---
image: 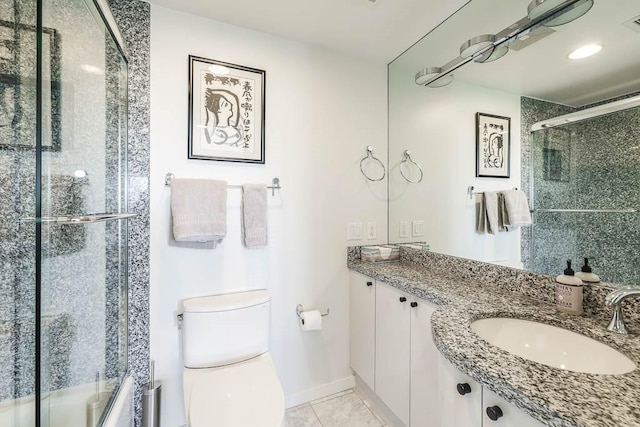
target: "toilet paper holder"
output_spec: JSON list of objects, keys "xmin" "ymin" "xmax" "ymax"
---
[{"xmin": 296, "ymin": 304, "xmax": 330, "ymax": 324}]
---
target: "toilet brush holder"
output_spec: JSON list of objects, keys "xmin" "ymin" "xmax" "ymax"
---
[{"xmin": 142, "ymin": 381, "xmax": 161, "ymax": 427}]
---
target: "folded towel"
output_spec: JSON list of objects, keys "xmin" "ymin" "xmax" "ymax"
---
[
  {"xmin": 484, "ymin": 192, "xmax": 500, "ymax": 235},
  {"xmin": 170, "ymin": 179, "xmax": 227, "ymax": 244},
  {"xmin": 476, "ymin": 194, "xmax": 486, "ymax": 233},
  {"xmin": 242, "ymin": 184, "xmax": 267, "ymax": 249},
  {"xmin": 500, "ymin": 189, "xmax": 532, "ymax": 228}
]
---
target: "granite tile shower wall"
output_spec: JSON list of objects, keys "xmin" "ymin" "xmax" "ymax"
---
[
  {"xmin": 0, "ymin": 0, "xmax": 39, "ymax": 405},
  {"xmin": 522, "ymin": 96, "xmax": 640, "ymax": 285},
  {"xmin": 0, "ymin": 0, "xmax": 133, "ymax": 425},
  {"xmin": 107, "ymin": 1, "xmax": 151, "ymax": 425}
]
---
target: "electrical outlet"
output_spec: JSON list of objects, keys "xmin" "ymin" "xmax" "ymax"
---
[
  {"xmin": 412, "ymin": 220, "xmax": 425, "ymax": 237},
  {"xmin": 367, "ymin": 222, "xmax": 376, "ymax": 240},
  {"xmin": 399, "ymin": 221, "xmax": 409, "ymax": 238},
  {"xmin": 347, "ymin": 222, "xmax": 363, "ymax": 240}
]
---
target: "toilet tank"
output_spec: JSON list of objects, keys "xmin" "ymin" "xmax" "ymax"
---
[{"xmin": 181, "ymin": 290, "xmax": 271, "ymax": 368}]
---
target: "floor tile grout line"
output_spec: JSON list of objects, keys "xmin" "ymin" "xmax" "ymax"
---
[{"xmin": 309, "ymin": 401, "xmax": 325, "ymax": 427}]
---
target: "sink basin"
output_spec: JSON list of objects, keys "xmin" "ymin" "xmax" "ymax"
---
[{"xmin": 471, "ymin": 318, "xmax": 636, "ymax": 375}]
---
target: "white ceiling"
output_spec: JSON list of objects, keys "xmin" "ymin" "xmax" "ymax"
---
[{"xmin": 146, "ymin": 0, "xmax": 470, "ymax": 62}]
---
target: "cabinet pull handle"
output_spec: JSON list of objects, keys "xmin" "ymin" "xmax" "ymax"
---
[
  {"xmin": 399, "ymin": 297, "xmax": 407, "ymax": 303},
  {"xmin": 456, "ymin": 383, "xmax": 471, "ymax": 395},
  {"xmin": 410, "ymin": 302, "xmax": 418, "ymax": 308},
  {"xmin": 486, "ymin": 405, "xmax": 504, "ymax": 421},
  {"xmin": 366, "ymin": 281, "xmax": 373, "ymax": 287}
]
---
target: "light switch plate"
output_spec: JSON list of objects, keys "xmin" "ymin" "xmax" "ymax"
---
[
  {"xmin": 399, "ymin": 221, "xmax": 409, "ymax": 238},
  {"xmin": 347, "ymin": 222, "xmax": 363, "ymax": 240},
  {"xmin": 412, "ymin": 220, "xmax": 425, "ymax": 237},
  {"xmin": 367, "ymin": 222, "xmax": 376, "ymax": 240}
]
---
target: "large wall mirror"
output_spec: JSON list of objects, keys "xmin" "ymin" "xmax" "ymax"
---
[{"xmin": 388, "ymin": 0, "xmax": 640, "ymax": 284}]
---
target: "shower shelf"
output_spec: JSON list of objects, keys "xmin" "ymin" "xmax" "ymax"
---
[
  {"xmin": 532, "ymin": 208, "xmax": 636, "ymax": 213},
  {"xmin": 20, "ymin": 212, "xmax": 137, "ymax": 224}
]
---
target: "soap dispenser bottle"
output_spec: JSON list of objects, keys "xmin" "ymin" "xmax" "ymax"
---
[
  {"xmin": 555, "ymin": 259, "xmax": 583, "ymax": 315},
  {"xmin": 575, "ymin": 257, "xmax": 601, "ymax": 283}
]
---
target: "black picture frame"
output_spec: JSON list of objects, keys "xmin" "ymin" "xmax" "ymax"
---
[
  {"xmin": 475, "ymin": 112, "xmax": 510, "ymax": 178},
  {"xmin": 188, "ymin": 55, "xmax": 266, "ymax": 163},
  {"xmin": 0, "ymin": 20, "xmax": 61, "ymax": 151}
]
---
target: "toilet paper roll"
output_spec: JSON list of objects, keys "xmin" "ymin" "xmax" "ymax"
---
[{"xmin": 299, "ymin": 310, "xmax": 322, "ymax": 331}]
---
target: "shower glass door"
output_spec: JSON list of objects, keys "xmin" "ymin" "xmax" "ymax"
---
[
  {"xmin": 530, "ymin": 105, "xmax": 640, "ymax": 284},
  {"xmin": 40, "ymin": 0, "xmax": 129, "ymax": 425},
  {"xmin": 0, "ymin": 0, "xmax": 129, "ymax": 425}
]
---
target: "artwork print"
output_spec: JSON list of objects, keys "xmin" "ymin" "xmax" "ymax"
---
[
  {"xmin": 188, "ymin": 56, "xmax": 265, "ymax": 163},
  {"xmin": 476, "ymin": 112, "xmax": 510, "ymax": 178}
]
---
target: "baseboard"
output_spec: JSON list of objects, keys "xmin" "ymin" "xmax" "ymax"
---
[
  {"xmin": 285, "ymin": 375, "xmax": 355, "ymax": 408},
  {"xmin": 354, "ymin": 374, "xmax": 405, "ymax": 427}
]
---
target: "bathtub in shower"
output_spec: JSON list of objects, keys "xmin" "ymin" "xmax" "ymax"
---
[{"xmin": 0, "ymin": 376, "xmax": 133, "ymax": 427}]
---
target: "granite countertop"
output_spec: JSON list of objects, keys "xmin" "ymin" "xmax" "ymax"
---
[{"xmin": 348, "ymin": 259, "xmax": 640, "ymax": 427}]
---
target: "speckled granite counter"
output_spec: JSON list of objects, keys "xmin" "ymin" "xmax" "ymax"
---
[{"xmin": 348, "ymin": 249, "xmax": 640, "ymax": 427}]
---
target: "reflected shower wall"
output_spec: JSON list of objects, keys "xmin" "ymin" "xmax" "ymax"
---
[
  {"xmin": 528, "ymin": 97, "xmax": 640, "ymax": 284},
  {"xmin": 0, "ymin": 0, "xmax": 129, "ymax": 425}
]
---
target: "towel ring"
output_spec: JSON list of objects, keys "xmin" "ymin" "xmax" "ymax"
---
[
  {"xmin": 399, "ymin": 150, "xmax": 424, "ymax": 183},
  {"xmin": 360, "ymin": 145, "xmax": 386, "ymax": 181}
]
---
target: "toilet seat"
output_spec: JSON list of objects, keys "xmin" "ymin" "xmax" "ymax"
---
[{"xmin": 185, "ymin": 353, "xmax": 284, "ymax": 427}]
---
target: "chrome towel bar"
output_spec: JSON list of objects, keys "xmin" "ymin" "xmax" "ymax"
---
[{"xmin": 165, "ymin": 173, "xmax": 282, "ymax": 197}]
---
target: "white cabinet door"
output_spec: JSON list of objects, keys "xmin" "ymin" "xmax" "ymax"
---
[
  {"xmin": 435, "ymin": 356, "xmax": 483, "ymax": 427},
  {"xmin": 483, "ymin": 389, "xmax": 546, "ymax": 427},
  {"xmin": 349, "ymin": 271, "xmax": 376, "ymax": 390},
  {"xmin": 375, "ymin": 281, "xmax": 411, "ymax": 427},
  {"xmin": 409, "ymin": 298, "xmax": 439, "ymax": 427}
]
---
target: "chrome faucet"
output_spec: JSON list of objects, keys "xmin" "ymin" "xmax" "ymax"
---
[{"xmin": 605, "ymin": 288, "xmax": 640, "ymax": 334}]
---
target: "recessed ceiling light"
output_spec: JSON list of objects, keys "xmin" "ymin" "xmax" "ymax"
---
[
  {"xmin": 568, "ymin": 44, "xmax": 602, "ymax": 59},
  {"xmin": 208, "ymin": 65, "xmax": 230, "ymax": 75}
]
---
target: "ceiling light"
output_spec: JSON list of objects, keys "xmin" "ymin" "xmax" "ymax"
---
[
  {"xmin": 460, "ymin": 35, "xmax": 496, "ymax": 58},
  {"xmin": 415, "ymin": 67, "xmax": 443, "ymax": 85},
  {"xmin": 474, "ymin": 45, "xmax": 509, "ymax": 63},
  {"xmin": 428, "ymin": 74, "xmax": 454, "ymax": 88},
  {"xmin": 208, "ymin": 65, "xmax": 230, "ymax": 75},
  {"xmin": 568, "ymin": 44, "xmax": 601, "ymax": 59},
  {"xmin": 527, "ymin": 0, "xmax": 593, "ymax": 27}
]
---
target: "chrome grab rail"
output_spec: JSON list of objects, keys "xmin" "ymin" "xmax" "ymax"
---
[
  {"xmin": 20, "ymin": 212, "xmax": 137, "ymax": 224},
  {"xmin": 533, "ymin": 208, "xmax": 636, "ymax": 213}
]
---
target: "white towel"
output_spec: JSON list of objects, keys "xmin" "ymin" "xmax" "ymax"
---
[
  {"xmin": 170, "ymin": 179, "xmax": 227, "ymax": 244},
  {"xmin": 500, "ymin": 190, "xmax": 532, "ymax": 228},
  {"xmin": 242, "ymin": 184, "xmax": 267, "ymax": 249}
]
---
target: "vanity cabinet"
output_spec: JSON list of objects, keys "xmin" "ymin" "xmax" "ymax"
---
[
  {"xmin": 350, "ymin": 273, "xmax": 543, "ymax": 427},
  {"xmin": 375, "ymin": 281, "xmax": 411, "ymax": 426},
  {"xmin": 349, "ymin": 271, "xmax": 376, "ymax": 390},
  {"xmin": 482, "ymin": 389, "xmax": 545, "ymax": 427}
]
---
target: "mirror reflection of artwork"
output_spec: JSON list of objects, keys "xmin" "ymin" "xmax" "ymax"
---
[
  {"xmin": 188, "ymin": 56, "xmax": 265, "ymax": 163},
  {"xmin": 475, "ymin": 112, "xmax": 511, "ymax": 178}
]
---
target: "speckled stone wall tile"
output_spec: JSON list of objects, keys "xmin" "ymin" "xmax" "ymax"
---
[
  {"xmin": 107, "ymin": 1, "xmax": 151, "ymax": 426},
  {"xmin": 521, "ymin": 95, "xmax": 640, "ymax": 285}
]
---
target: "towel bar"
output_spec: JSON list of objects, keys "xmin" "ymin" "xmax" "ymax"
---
[
  {"xmin": 468, "ymin": 185, "xmax": 518, "ymax": 200},
  {"xmin": 165, "ymin": 173, "xmax": 282, "ymax": 196}
]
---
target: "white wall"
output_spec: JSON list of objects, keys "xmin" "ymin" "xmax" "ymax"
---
[
  {"xmin": 388, "ymin": 65, "xmax": 522, "ymax": 263},
  {"xmin": 150, "ymin": 6, "xmax": 387, "ymax": 426}
]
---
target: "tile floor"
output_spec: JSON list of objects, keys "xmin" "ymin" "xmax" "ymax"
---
[{"xmin": 286, "ymin": 389, "xmax": 387, "ymax": 427}]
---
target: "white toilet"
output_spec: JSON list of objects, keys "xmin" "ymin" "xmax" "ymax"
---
[{"xmin": 181, "ymin": 290, "xmax": 285, "ymax": 426}]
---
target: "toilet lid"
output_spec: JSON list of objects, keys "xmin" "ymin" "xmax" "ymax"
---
[{"xmin": 189, "ymin": 354, "xmax": 284, "ymax": 427}]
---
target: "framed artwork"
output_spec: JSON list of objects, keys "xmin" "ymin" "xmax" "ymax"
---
[
  {"xmin": 0, "ymin": 21, "xmax": 61, "ymax": 151},
  {"xmin": 476, "ymin": 112, "xmax": 510, "ymax": 178},
  {"xmin": 188, "ymin": 55, "xmax": 265, "ymax": 163}
]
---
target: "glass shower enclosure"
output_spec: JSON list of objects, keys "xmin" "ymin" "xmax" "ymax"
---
[
  {"xmin": 529, "ymin": 102, "xmax": 640, "ymax": 285},
  {"xmin": 0, "ymin": 0, "xmax": 130, "ymax": 425}
]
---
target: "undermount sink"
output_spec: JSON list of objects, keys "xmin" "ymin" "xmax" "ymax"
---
[{"xmin": 471, "ymin": 318, "xmax": 636, "ymax": 375}]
